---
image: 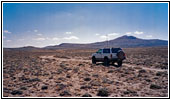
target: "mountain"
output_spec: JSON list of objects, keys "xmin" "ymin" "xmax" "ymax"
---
[
  {"xmin": 4, "ymin": 35, "xmax": 168, "ymax": 50},
  {"xmin": 93, "ymin": 35, "xmax": 168, "ymax": 48},
  {"xmin": 44, "ymin": 35, "xmax": 168, "ymax": 49},
  {"xmin": 4, "ymin": 46, "xmax": 41, "ymax": 51}
]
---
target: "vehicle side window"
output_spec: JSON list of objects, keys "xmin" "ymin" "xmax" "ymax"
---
[
  {"xmin": 112, "ymin": 48, "xmax": 121, "ymax": 53},
  {"xmin": 103, "ymin": 49, "xmax": 110, "ymax": 53},
  {"xmin": 97, "ymin": 49, "xmax": 102, "ymax": 53}
]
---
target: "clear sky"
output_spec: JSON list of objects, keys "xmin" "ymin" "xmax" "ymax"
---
[{"xmin": 3, "ymin": 3, "xmax": 168, "ymax": 48}]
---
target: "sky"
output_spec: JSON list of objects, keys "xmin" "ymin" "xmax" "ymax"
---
[{"xmin": 3, "ymin": 3, "xmax": 168, "ymax": 48}]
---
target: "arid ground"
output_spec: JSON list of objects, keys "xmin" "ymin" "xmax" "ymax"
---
[{"xmin": 3, "ymin": 46, "xmax": 168, "ymax": 97}]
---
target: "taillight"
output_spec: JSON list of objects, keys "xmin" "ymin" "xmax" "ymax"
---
[{"xmin": 110, "ymin": 54, "xmax": 112, "ymax": 58}]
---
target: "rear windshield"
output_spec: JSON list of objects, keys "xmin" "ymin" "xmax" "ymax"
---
[
  {"xmin": 103, "ymin": 49, "xmax": 110, "ymax": 53},
  {"xmin": 112, "ymin": 48, "xmax": 122, "ymax": 53}
]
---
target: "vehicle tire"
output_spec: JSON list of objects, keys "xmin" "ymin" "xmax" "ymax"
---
[
  {"xmin": 117, "ymin": 51, "xmax": 125, "ymax": 60},
  {"xmin": 104, "ymin": 57, "xmax": 109, "ymax": 66},
  {"xmin": 92, "ymin": 57, "xmax": 96, "ymax": 64},
  {"xmin": 117, "ymin": 60, "xmax": 122, "ymax": 67}
]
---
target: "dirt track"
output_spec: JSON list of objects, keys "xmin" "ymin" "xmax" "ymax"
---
[{"xmin": 40, "ymin": 55, "xmax": 167, "ymax": 72}]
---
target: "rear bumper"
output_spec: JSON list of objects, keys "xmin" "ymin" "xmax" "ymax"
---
[
  {"xmin": 94, "ymin": 57, "xmax": 126, "ymax": 62},
  {"xmin": 110, "ymin": 57, "xmax": 126, "ymax": 62}
]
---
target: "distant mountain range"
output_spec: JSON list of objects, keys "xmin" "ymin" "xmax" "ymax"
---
[
  {"xmin": 44, "ymin": 35, "xmax": 168, "ymax": 49},
  {"xmin": 4, "ymin": 35, "xmax": 168, "ymax": 50}
]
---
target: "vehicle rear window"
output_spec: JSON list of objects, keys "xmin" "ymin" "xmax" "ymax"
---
[
  {"xmin": 112, "ymin": 48, "xmax": 121, "ymax": 53},
  {"xmin": 103, "ymin": 49, "xmax": 110, "ymax": 53}
]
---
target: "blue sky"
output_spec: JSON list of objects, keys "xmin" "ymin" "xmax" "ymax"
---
[{"xmin": 3, "ymin": 3, "xmax": 168, "ymax": 47}]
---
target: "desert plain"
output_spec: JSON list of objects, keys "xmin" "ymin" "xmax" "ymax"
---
[{"xmin": 3, "ymin": 46, "xmax": 168, "ymax": 97}]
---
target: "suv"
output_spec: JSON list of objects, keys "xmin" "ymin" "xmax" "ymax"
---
[{"xmin": 92, "ymin": 48, "xmax": 126, "ymax": 66}]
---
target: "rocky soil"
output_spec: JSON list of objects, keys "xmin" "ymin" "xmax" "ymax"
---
[{"xmin": 3, "ymin": 47, "xmax": 168, "ymax": 97}]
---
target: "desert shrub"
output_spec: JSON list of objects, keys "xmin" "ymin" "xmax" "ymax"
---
[
  {"xmin": 20, "ymin": 87, "xmax": 27, "ymax": 90},
  {"xmin": 57, "ymin": 69, "xmax": 63, "ymax": 74},
  {"xmin": 56, "ymin": 83, "xmax": 66, "ymax": 91},
  {"xmin": 3, "ymin": 88, "xmax": 10, "ymax": 93},
  {"xmin": 89, "ymin": 80, "xmax": 101, "ymax": 86},
  {"xmin": 29, "ymin": 78, "xmax": 41, "ymax": 82},
  {"xmin": 123, "ymin": 89, "xmax": 137, "ymax": 96},
  {"xmin": 73, "ymin": 67, "xmax": 79, "ymax": 73},
  {"xmin": 145, "ymin": 79, "xmax": 152, "ymax": 82},
  {"xmin": 97, "ymin": 88, "xmax": 109, "ymax": 97},
  {"xmin": 58, "ymin": 77, "xmax": 65, "ymax": 81},
  {"xmin": 60, "ymin": 90, "xmax": 71, "ymax": 96},
  {"xmin": 156, "ymin": 71, "xmax": 167, "ymax": 77},
  {"xmin": 11, "ymin": 90, "xmax": 23, "ymax": 95},
  {"xmin": 102, "ymin": 78, "xmax": 113, "ymax": 84},
  {"xmin": 150, "ymin": 84, "xmax": 162, "ymax": 89},
  {"xmin": 80, "ymin": 85, "xmax": 92, "ymax": 89},
  {"xmin": 82, "ymin": 93, "xmax": 92, "ymax": 97}
]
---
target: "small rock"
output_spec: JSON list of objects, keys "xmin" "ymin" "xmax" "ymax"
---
[
  {"xmin": 78, "ymin": 63, "xmax": 84, "ymax": 66},
  {"xmin": 92, "ymin": 74, "xmax": 99, "ymax": 77},
  {"xmin": 123, "ymin": 91, "xmax": 129, "ymax": 94},
  {"xmin": 82, "ymin": 93, "xmax": 92, "ymax": 97},
  {"xmin": 58, "ymin": 77, "xmax": 65, "ymax": 81},
  {"xmin": 102, "ymin": 78, "xmax": 113, "ymax": 84},
  {"xmin": 84, "ymin": 77, "xmax": 91, "ymax": 81},
  {"xmin": 49, "ymin": 76, "xmax": 53, "ymax": 79},
  {"xmin": 41, "ymin": 85, "xmax": 48, "ymax": 90},
  {"xmin": 108, "ymin": 70, "xmax": 114, "ymax": 73},
  {"xmin": 97, "ymin": 88, "xmax": 109, "ymax": 97},
  {"xmin": 66, "ymin": 75, "xmax": 71, "ymax": 78},
  {"xmin": 60, "ymin": 63, "xmax": 66, "ymax": 67},
  {"xmin": 139, "ymin": 69, "xmax": 146, "ymax": 73}
]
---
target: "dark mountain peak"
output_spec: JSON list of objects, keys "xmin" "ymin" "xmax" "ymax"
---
[
  {"xmin": 22, "ymin": 46, "xmax": 37, "ymax": 48},
  {"xmin": 59, "ymin": 43, "xmax": 72, "ymax": 46},
  {"xmin": 116, "ymin": 35, "xmax": 137, "ymax": 40}
]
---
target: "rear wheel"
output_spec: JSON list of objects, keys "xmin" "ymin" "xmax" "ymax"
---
[
  {"xmin": 92, "ymin": 57, "xmax": 96, "ymax": 64},
  {"xmin": 117, "ymin": 60, "xmax": 122, "ymax": 67},
  {"xmin": 104, "ymin": 58, "xmax": 109, "ymax": 66}
]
